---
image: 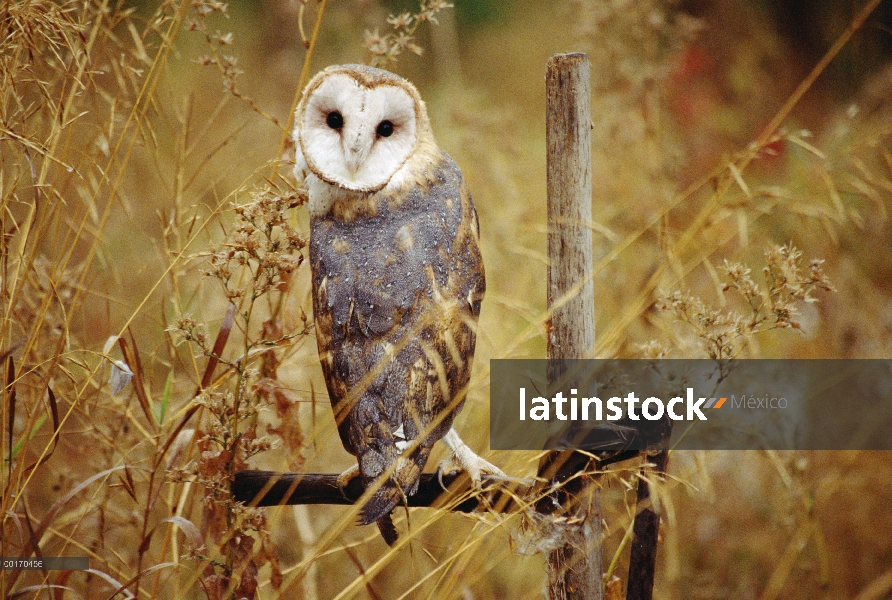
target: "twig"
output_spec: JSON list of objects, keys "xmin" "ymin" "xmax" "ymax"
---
[{"xmin": 626, "ymin": 450, "xmax": 669, "ymax": 600}]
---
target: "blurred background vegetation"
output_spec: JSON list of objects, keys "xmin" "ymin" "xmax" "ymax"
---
[{"xmin": 2, "ymin": 0, "xmax": 892, "ymax": 598}]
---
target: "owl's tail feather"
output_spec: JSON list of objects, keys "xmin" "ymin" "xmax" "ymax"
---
[
  {"xmin": 358, "ymin": 480, "xmax": 404, "ymax": 525},
  {"xmin": 359, "ymin": 480, "xmax": 405, "ymax": 546},
  {"xmin": 376, "ymin": 512, "xmax": 399, "ymax": 546},
  {"xmin": 358, "ymin": 446, "xmax": 431, "ymax": 544}
]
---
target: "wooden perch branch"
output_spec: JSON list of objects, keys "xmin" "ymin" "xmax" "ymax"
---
[{"xmin": 232, "ymin": 470, "xmax": 534, "ymax": 514}]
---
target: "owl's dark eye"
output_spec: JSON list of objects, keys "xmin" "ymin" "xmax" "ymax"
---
[
  {"xmin": 376, "ymin": 120, "xmax": 394, "ymax": 138},
  {"xmin": 326, "ymin": 111, "xmax": 343, "ymax": 130}
]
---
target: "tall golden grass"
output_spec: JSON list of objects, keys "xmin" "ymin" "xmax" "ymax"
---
[{"xmin": 2, "ymin": 0, "xmax": 892, "ymax": 598}]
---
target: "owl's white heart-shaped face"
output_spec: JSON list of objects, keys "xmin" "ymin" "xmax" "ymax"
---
[{"xmin": 296, "ymin": 69, "xmax": 420, "ymax": 193}]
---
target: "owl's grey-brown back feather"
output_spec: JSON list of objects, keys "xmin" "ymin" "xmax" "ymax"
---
[{"xmin": 310, "ymin": 150, "xmax": 484, "ymax": 530}]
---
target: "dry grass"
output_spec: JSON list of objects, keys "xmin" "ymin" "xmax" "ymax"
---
[{"xmin": 2, "ymin": 0, "xmax": 892, "ymax": 598}]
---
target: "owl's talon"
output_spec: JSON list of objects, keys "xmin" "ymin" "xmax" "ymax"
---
[
  {"xmin": 437, "ymin": 467, "xmax": 450, "ymax": 492},
  {"xmin": 439, "ymin": 427, "xmax": 505, "ymax": 488},
  {"xmin": 336, "ymin": 464, "xmax": 361, "ymax": 501}
]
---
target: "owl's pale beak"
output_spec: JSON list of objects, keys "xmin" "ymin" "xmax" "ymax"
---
[
  {"xmin": 343, "ymin": 131, "xmax": 372, "ymax": 178},
  {"xmin": 345, "ymin": 150, "xmax": 364, "ymax": 176}
]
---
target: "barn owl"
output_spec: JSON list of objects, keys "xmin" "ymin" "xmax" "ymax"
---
[{"xmin": 293, "ymin": 64, "xmax": 504, "ymax": 544}]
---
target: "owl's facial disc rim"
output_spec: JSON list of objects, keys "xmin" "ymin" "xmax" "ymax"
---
[{"xmin": 298, "ymin": 73, "xmax": 421, "ymax": 194}]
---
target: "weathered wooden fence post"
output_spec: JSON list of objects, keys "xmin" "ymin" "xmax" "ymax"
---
[{"xmin": 538, "ymin": 52, "xmax": 602, "ymax": 600}]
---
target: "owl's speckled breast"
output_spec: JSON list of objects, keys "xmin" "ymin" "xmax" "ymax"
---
[{"xmin": 310, "ymin": 151, "xmax": 479, "ymax": 347}]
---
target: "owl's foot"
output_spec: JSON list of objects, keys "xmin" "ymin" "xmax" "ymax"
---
[
  {"xmin": 438, "ymin": 427, "xmax": 505, "ymax": 489},
  {"xmin": 336, "ymin": 464, "xmax": 360, "ymax": 500}
]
